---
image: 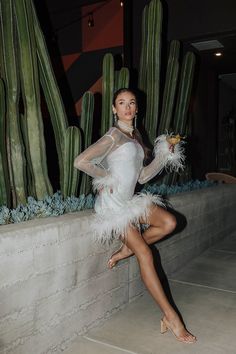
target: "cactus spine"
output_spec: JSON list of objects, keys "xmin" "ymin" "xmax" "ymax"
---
[
  {"xmin": 0, "ymin": 0, "xmax": 27, "ymax": 206},
  {"xmin": 14, "ymin": 0, "xmax": 52, "ymax": 199},
  {"xmin": 80, "ymin": 92, "xmax": 94, "ymax": 195}
]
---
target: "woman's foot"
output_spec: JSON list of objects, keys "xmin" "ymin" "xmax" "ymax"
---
[
  {"xmin": 107, "ymin": 244, "xmax": 133, "ymax": 269},
  {"xmin": 161, "ymin": 315, "xmax": 196, "ymax": 344}
]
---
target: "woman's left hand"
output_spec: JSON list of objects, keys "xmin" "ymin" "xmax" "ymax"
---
[{"xmin": 166, "ymin": 134, "xmax": 182, "ymax": 145}]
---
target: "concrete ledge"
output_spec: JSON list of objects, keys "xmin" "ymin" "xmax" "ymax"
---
[{"xmin": 0, "ymin": 184, "xmax": 235, "ymax": 353}]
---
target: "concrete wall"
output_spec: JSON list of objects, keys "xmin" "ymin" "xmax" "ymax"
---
[{"xmin": 0, "ymin": 184, "xmax": 235, "ymax": 353}]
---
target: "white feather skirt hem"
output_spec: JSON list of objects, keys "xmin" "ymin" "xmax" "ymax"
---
[{"xmin": 91, "ymin": 192, "xmax": 164, "ymax": 244}]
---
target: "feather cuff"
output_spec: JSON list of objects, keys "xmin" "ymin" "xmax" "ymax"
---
[
  {"xmin": 154, "ymin": 134, "xmax": 185, "ymax": 172},
  {"xmin": 92, "ymin": 173, "xmax": 115, "ymax": 192}
]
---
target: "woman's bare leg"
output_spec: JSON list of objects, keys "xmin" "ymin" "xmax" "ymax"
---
[
  {"xmin": 123, "ymin": 225, "xmax": 196, "ymax": 343},
  {"xmin": 108, "ymin": 204, "xmax": 175, "ymax": 267}
]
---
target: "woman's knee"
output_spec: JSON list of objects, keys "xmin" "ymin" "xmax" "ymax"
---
[
  {"xmin": 138, "ymin": 246, "xmax": 153, "ymax": 264},
  {"xmin": 163, "ymin": 214, "xmax": 176, "ymax": 235}
]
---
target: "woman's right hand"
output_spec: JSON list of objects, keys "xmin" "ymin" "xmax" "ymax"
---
[{"xmin": 99, "ymin": 187, "xmax": 113, "ymax": 194}]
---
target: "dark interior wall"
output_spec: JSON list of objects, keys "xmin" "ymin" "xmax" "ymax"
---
[
  {"xmin": 218, "ymin": 82, "xmax": 236, "ymax": 123},
  {"xmin": 165, "ymin": 0, "xmax": 236, "ymax": 39},
  {"xmin": 191, "ymin": 66, "xmax": 218, "ymax": 178},
  {"xmin": 218, "ymin": 81, "xmax": 236, "ymax": 173}
]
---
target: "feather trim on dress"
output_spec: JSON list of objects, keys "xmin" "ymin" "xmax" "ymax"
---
[
  {"xmin": 91, "ymin": 192, "xmax": 164, "ymax": 244},
  {"xmin": 154, "ymin": 134, "xmax": 185, "ymax": 172}
]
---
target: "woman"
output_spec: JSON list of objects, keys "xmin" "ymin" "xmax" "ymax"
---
[{"xmin": 74, "ymin": 88, "xmax": 196, "ymax": 343}]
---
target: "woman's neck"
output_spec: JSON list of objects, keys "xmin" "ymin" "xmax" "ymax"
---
[{"xmin": 117, "ymin": 119, "xmax": 134, "ymax": 136}]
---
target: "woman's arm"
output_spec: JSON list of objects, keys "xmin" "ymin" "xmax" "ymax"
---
[
  {"xmin": 138, "ymin": 134, "xmax": 185, "ymax": 185},
  {"xmin": 74, "ymin": 131, "xmax": 115, "ymax": 179}
]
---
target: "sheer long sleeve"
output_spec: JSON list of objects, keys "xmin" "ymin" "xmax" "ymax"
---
[
  {"xmin": 74, "ymin": 132, "xmax": 115, "ymax": 179},
  {"xmin": 138, "ymin": 134, "xmax": 185, "ymax": 184}
]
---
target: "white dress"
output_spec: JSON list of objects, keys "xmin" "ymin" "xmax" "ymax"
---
[{"xmin": 74, "ymin": 127, "xmax": 184, "ymax": 243}]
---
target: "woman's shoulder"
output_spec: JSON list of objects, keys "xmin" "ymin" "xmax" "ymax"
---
[{"xmin": 105, "ymin": 126, "xmax": 122, "ymax": 140}]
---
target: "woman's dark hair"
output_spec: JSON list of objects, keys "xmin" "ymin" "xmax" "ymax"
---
[{"xmin": 112, "ymin": 88, "xmax": 138, "ymax": 107}]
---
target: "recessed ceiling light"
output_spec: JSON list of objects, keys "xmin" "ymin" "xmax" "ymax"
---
[
  {"xmin": 215, "ymin": 52, "xmax": 222, "ymax": 57},
  {"xmin": 191, "ymin": 40, "xmax": 224, "ymax": 51}
]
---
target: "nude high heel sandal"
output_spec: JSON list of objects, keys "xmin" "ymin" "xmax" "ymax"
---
[
  {"xmin": 160, "ymin": 318, "xmax": 168, "ymax": 334},
  {"xmin": 160, "ymin": 318, "xmax": 197, "ymax": 344}
]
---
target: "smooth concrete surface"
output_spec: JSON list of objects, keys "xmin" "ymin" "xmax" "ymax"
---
[{"xmin": 65, "ymin": 231, "xmax": 236, "ymax": 354}]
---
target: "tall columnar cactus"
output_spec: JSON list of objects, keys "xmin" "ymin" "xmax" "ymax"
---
[
  {"xmin": 63, "ymin": 127, "xmax": 81, "ymax": 197},
  {"xmin": 173, "ymin": 52, "xmax": 196, "ymax": 133},
  {"xmin": 0, "ymin": 79, "xmax": 10, "ymax": 206},
  {"xmin": 80, "ymin": 92, "xmax": 94, "ymax": 195},
  {"xmin": 139, "ymin": 0, "xmax": 163, "ymax": 143},
  {"xmin": 101, "ymin": 53, "xmax": 114, "ymax": 135},
  {"xmin": 139, "ymin": 4, "xmax": 148, "ymax": 93},
  {"xmin": 114, "ymin": 67, "xmax": 130, "ymax": 93},
  {"xmin": 158, "ymin": 40, "xmax": 180, "ymax": 134},
  {"xmin": 164, "ymin": 54, "xmax": 195, "ymax": 186},
  {"xmin": 138, "ymin": 0, "xmax": 196, "ymax": 185},
  {"xmin": 14, "ymin": 0, "xmax": 53, "ymax": 199},
  {"xmin": 20, "ymin": 113, "xmax": 35, "ymax": 197},
  {"xmin": 31, "ymin": 0, "xmax": 68, "ymax": 190},
  {"xmin": 101, "ymin": 54, "xmax": 130, "ymax": 135},
  {"xmin": 0, "ymin": 0, "xmax": 27, "ymax": 206}
]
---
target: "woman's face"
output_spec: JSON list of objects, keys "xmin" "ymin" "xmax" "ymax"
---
[{"xmin": 112, "ymin": 91, "xmax": 137, "ymax": 124}]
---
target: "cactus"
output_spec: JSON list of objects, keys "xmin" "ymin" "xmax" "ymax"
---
[
  {"xmin": 101, "ymin": 53, "xmax": 114, "ymax": 135},
  {"xmin": 63, "ymin": 127, "xmax": 81, "ymax": 197},
  {"xmin": 101, "ymin": 54, "xmax": 130, "ymax": 135},
  {"xmin": 20, "ymin": 113, "xmax": 35, "ymax": 197},
  {"xmin": 80, "ymin": 92, "xmax": 94, "ymax": 195},
  {"xmin": 138, "ymin": 0, "xmax": 195, "ymax": 185},
  {"xmin": 173, "ymin": 52, "xmax": 196, "ymax": 133},
  {"xmin": 138, "ymin": 4, "xmax": 148, "ymax": 92},
  {"xmin": 115, "ymin": 67, "xmax": 130, "ymax": 92},
  {"xmin": 139, "ymin": 0, "xmax": 163, "ymax": 143},
  {"xmin": 0, "ymin": 79, "xmax": 10, "ymax": 206},
  {"xmin": 14, "ymin": 0, "xmax": 52, "ymax": 199},
  {"xmin": 31, "ymin": 0, "xmax": 68, "ymax": 191},
  {"xmin": 0, "ymin": 0, "xmax": 27, "ymax": 206},
  {"xmin": 158, "ymin": 40, "xmax": 180, "ymax": 134},
  {"xmin": 163, "ymin": 52, "xmax": 195, "ymax": 186}
]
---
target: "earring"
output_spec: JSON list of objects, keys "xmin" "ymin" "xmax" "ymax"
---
[{"xmin": 113, "ymin": 113, "xmax": 118, "ymax": 124}]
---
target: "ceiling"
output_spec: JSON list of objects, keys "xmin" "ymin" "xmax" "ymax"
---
[
  {"xmin": 164, "ymin": 0, "xmax": 236, "ymax": 88},
  {"xmin": 184, "ymin": 32, "xmax": 236, "ymax": 74}
]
